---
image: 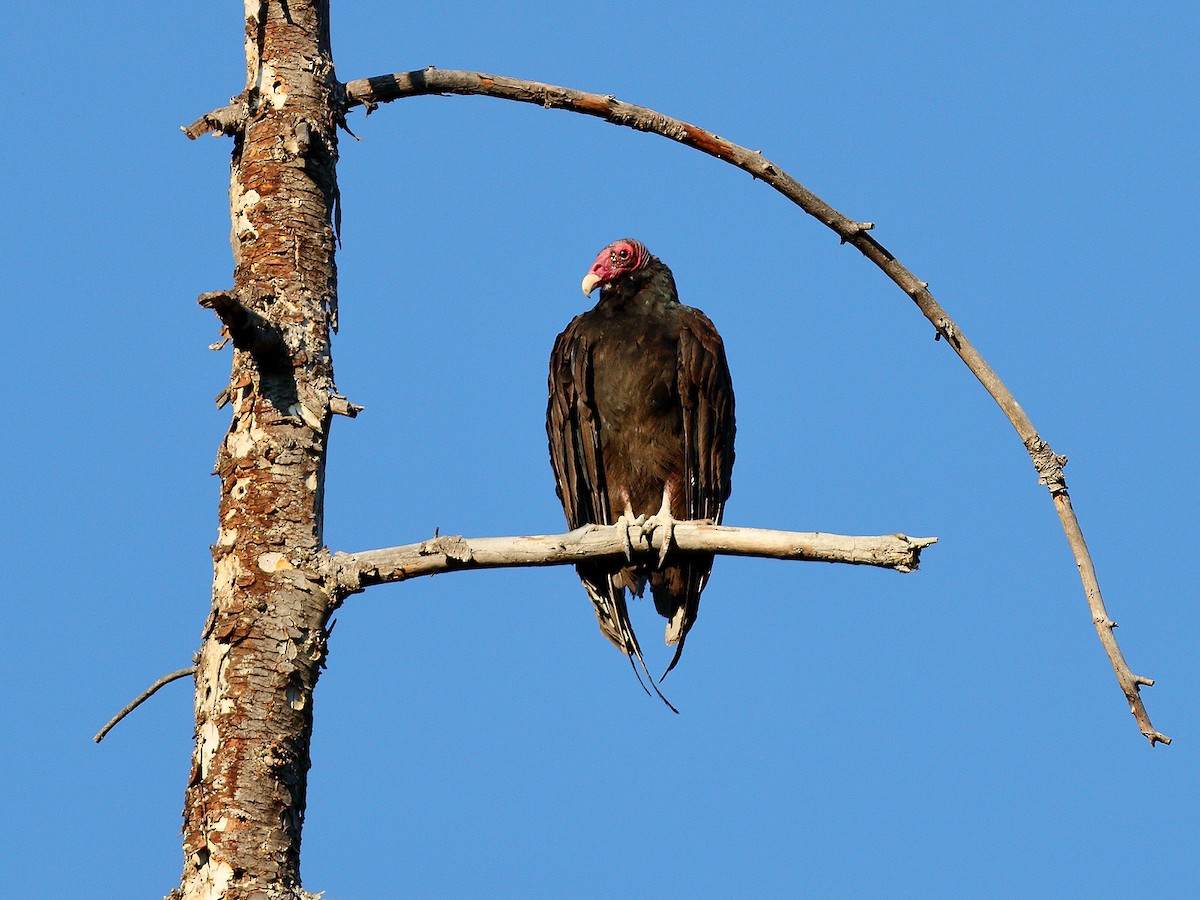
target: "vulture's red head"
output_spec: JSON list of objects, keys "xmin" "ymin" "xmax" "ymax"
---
[{"xmin": 581, "ymin": 238, "xmax": 650, "ymax": 296}]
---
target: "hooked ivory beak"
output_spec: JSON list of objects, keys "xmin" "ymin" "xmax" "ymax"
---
[{"xmin": 581, "ymin": 272, "xmax": 602, "ymax": 297}]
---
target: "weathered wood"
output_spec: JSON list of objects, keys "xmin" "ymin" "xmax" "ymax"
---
[
  {"xmin": 177, "ymin": 2, "xmax": 341, "ymax": 898},
  {"xmin": 331, "ymin": 524, "xmax": 936, "ymax": 595}
]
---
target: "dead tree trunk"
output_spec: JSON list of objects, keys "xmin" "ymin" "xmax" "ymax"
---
[{"xmin": 176, "ymin": 2, "xmax": 340, "ymax": 897}]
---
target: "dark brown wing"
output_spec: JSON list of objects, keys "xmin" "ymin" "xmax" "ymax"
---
[
  {"xmin": 547, "ymin": 315, "xmax": 608, "ymax": 532},
  {"xmin": 656, "ymin": 305, "xmax": 736, "ymax": 675},
  {"xmin": 678, "ymin": 306, "xmax": 736, "ymax": 524},
  {"xmin": 547, "ymin": 315, "xmax": 638, "ymax": 653}
]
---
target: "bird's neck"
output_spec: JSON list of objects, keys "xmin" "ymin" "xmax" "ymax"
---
[{"xmin": 599, "ymin": 261, "xmax": 678, "ymax": 312}]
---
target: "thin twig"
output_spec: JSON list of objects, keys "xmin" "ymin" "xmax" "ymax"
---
[
  {"xmin": 341, "ymin": 68, "xmax": 1168, "ymax": 744},
  {"xmin": 330, "ymin": 523, "xmax": 936, "ymax": 596},
  {"xmin": 93, "ymin": 667, "xmax": 196, "ymax": 744}
]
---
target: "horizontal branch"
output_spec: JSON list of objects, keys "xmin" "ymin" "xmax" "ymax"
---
[{"xmin": 329, "ymin": 522, "xmax": 936, "ymax": 596}]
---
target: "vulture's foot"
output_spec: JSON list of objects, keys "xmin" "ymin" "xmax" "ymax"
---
[
  {"xmin": 614, "ymin": 511, "xmax": 646, "ymax": 563},
  {"xmin": 615, "ymin": 491, "xmax": 647, "ymax": 563},
  {"xmin": 644, "ymin": 489, "xmax": 676, "ymax": 569}
]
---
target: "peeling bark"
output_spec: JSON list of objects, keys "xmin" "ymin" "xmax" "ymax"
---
[{"xmin": 176, "ymin": 2, "xmax": 340, "ymax": 898}]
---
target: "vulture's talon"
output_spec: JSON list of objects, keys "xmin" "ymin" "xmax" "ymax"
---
[
  {"xmin": 648, "ymin": 489, "xmax": 676, "ymax": 566},
  {"xmin": 652, "ymin": 518, "xmax": 674, "ymax": 569},
  {"xmin": 645, "ymin": 494, "xmax": 676, "ymax": 569},
  {"xmin": 615, "ymin": 512, "xmax": 645, "ymax": 563}
]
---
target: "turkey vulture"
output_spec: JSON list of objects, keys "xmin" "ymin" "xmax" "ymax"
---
[{"xmin": 546, "ymin": 239, "xmax": 735, "ymax": 702}]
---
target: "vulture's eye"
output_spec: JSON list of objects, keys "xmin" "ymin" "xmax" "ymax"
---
[{"xmin": 618, "ymin": 248, "xmax": 630, "ymax": 260}]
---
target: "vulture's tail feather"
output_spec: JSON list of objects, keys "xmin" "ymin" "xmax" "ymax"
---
[
  {"xmin": 583, "ymin": 573, "xmax": 678, "ymax": 713},
  {"xmin": 624, "ymin": 645, "xmax": 654, "ymax": 700},
  {"xmin": 661, "ymin": 638, "xmax": 687, "ymax": 682},
  {"xmin": 605, "ymin": 574, "xmax": 679, "ymax": 714}
]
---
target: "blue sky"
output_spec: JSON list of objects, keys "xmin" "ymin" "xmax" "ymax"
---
[{"xmin": 3, "ymin": 3, "xmax": 1196, "ymax": 897}]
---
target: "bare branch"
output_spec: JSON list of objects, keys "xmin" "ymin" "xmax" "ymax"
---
[
  {"xmin": 93, "ymin": 667, "xmax": 195, "ymax": 744},
  {"xmin": 342, "ymin": 67, "xmax": 1167, "ymax": 744},
  {"xmin": 329, "ymin": 522, "xmax": 936, "ymax": 596}
]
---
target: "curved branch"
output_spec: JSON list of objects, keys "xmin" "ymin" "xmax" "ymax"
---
[
  {"xmin": 329, "ymin": 523, "xmax": 936, "ymax": 596},
  {"xmin": 341, "ymin": 68, "xmax": 1167, "ymax": 745}
]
